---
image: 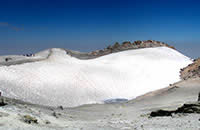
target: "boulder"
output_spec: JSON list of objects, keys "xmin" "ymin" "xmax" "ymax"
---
[{"xmin": 23, "ymin": 115, "xmax": 38, "ymax": 124}]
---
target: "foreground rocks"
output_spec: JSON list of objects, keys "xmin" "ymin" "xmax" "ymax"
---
[{"xmin": 150, "ymin": 101, "xmax": 200, "ymax": 117}]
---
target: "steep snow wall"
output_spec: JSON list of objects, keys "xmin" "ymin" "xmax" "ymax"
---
[{"xmin": 0, "ymin": 47, "xmax": 192, "ymax": 107}]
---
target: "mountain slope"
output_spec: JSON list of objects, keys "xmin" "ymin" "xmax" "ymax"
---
[{"xmin": 0, "ymin": 47, "xmax": 192, "ymax": 107}]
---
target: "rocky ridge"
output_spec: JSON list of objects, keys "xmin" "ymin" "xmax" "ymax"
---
[{"xmin": 65, "ymin": 40, "xmax": 175, "ymax": 59}]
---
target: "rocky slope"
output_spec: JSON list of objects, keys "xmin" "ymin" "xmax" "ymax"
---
[
  {"xmin": 180, "ymin": 58, "xmax": 200, "ymax": 80},
  {"xmin": 66, "ymin": 40, "xmax": 176, "ymax": 59}
]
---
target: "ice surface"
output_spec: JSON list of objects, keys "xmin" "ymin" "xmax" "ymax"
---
[{"xmin": 0, "ymin": 47, "xmax": 192, "ymax": 107}]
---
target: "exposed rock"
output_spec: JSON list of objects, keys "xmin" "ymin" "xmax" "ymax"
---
[
  {"xmin": 112, "ymin": 42, "xmax": 120, "ymax": 49},
  {"xmin": 134, "ymin": 40, "xmax": 142, "ymax": 45},
  {"xmin": 0, "ymin": 98, "xmax": 7, "ymax": 106},
  {"xmin": 58, "ymin": 105, "xmax": 64, "ymax": 110},
  {"xmin": 150, "ymin": 110, "xmax": 173, "ymax": 117},
  {"xmin": 23, "ymin": 115, "xmax": 38, "ymax": 124},
  {"xmin": 5, "ymin": 58, "xmax": 12, "ymax": 62},
  {"xmin": 44, "ymin": 120, "xmax": 51, "ymax": 124},
  {"xmin": 65, "ymin": 40, "xmax": 176, "ymax": 60},
  {"xmin": 150, "ymin": 92, "xmax": 200, "ymax": 117},
  {"xmin": 198, "ymin": 92, "xmax": 200, "ymax": 101},
  {"xmin": 175, "ymin": 102, "xmax": 200, "ymax": 114},
  {"xmin": 180, "ymin": 58, "xmax": 200, "ymax": 80},
  {"xmin": 52, "ymin": 112, "xmax": 58, "ymax": 118},
  {"xmin": 23, "ymin": 54, "xmax": 34, "ymax": 57},
  {"xmin": 52, "ymin": 111, "xmax": 61, "ymax": 118},
  {"xmin": 91, "ymin": 40, "xmax": 175, "ymax": 58},
  {"xmin": 147, "ymin": 40, "xmax": 153, "ymax": 43},
  {"xmin": 150, "ymin": 102, "xmax": 200, "ymax": 117},
  {"xmin": 122, "ymin": 41, "xmax": 132, "ymax": 48}
]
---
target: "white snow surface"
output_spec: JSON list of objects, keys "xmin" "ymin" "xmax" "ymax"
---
[{"xmin": 0, "ymin": 47, "xmax": 192, "ymax": 107}]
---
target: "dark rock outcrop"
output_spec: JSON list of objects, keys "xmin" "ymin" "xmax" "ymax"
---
[
  {"xmin": 180, "ymin": 58, "xmax": 200, "ymax": 80},
  {"xmin": 150, "ymin": 110, "xmax": 174, "ymax": 117},
  {"xmin": 150, "ymin": 101, "xmax": 200, "ymax": 117}
]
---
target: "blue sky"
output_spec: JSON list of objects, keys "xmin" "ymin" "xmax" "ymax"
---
[{"xmin": 0, "ymin": 0, "xmax": 199, "ymax": 58}]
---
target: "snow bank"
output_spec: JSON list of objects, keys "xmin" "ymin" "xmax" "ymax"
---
[{"xmin": 0, "ymin": 47, "xmax": 192, "ymax": 107}]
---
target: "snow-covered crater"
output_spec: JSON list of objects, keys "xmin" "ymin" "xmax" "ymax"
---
[{"xmin": 0, "ymin": 47, "xmax": 192, "ymax": 107}]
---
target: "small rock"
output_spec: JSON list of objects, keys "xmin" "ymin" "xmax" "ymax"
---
[
  {"xmin": 45, "ymin": 120, "xmax": 51, "ymax": 124},
  {"xmin": 23, "ymin": 115, "xmax": 38, "ymax": 124},
  {"xmin": 198, "ymin": 92, "xmax": 200, "ymax": 101},
  {"xmin": 52, "ymin": 112, "xmax": 61, "ymax": 118},
  {"xmin": 0, "ymin": 98, "xmax": 7, "ymax": 106},
  {"xmin": 5, "ymin": 58, "xmax": 12, "ymax": 62},
  {"xmin": 58, "ymin": 106, "xmax": 64, "ymax": 110},
  {"xmin": 52, "ymin": 112, "xmax": 57, "ymax": 118}
]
